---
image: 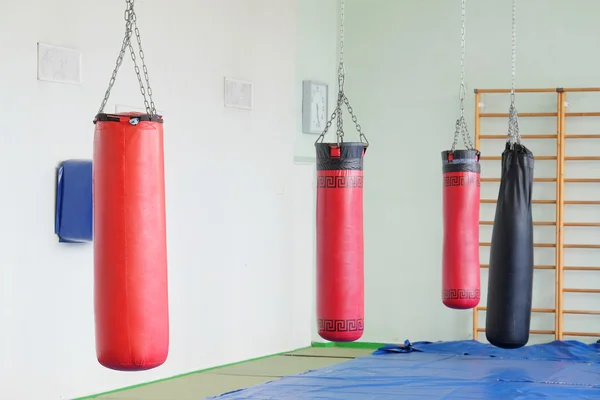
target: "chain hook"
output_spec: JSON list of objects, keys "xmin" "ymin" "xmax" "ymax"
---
[
  {"xmin": 338, "ymin": 63, "xmax": 346, "ymax": 92},
  {"xmin": 459, "ymin": 82, "xmax": 467, "ymax": 114},
  {"xmin": 459, "ymin": 85, "xmax": 466, "ymax": 101},
  {"xmin": 459, "ymin": 82, "xmax": 467, "ymax": 102}
]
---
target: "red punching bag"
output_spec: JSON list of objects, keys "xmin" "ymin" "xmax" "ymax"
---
[
  {"xmin": 93, "ymin": 0, "xmax": 168, "ymax": 371},
  {"xmin": 441, "ymin": 149, "xmax": 481, "ymax": 309},
  {"xmin": 93, "ymin": 112, "xmax": 169, "ymax": 371},
  {"xmin": 316, "ymin": 142, "xmax": 365, "ymax": 342}
]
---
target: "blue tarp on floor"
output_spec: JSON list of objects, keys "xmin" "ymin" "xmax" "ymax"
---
[{"xmin": 210, "ymin": 340, "xmax": 600, "ymax": 399}]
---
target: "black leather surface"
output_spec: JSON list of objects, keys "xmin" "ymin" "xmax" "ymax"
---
[{"xmin": 486, "ymin": 143, "xmax": 535, "ymax": 349}]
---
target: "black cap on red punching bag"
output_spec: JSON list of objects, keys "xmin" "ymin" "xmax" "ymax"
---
[{"xmin": 316, "ymin": 142, "xmax": 366, "ymax": 171}]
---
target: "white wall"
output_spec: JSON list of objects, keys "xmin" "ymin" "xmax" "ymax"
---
[
  {"xmin": 295, "ymin": 0, "xmax": 339, "ymax": 342},
  {"xmin": 0, "ymin": 0, "xmax": 317, "ymax": 398},
  {"xmin": 339, "ymin": 0, "xmax": 600, "ymax": 344},
  {"xmin": 295, "ymin": 0, "xmax": 339, "ymax": 160}
]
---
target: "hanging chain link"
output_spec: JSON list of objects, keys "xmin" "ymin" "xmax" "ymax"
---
[
  {"xmin": 339, "ymin": 0, "xmax": 345, "ymax": 80},
  {"xmin": 336, "ymin": 0, "xmax": 346, "ymax": 145},
  {"xmin": 315, "ymin": 0, "xmax": 369, "ymax": 147},
  {"xmin": 97, "ymin": 0, "xmax": 157, "ymax": 116},
  {"xmin": 507, "ymin": 0, "xmax": 521, "ymax": 146},
  {"xmin": 451, "ymin": 0, "xmax": 474, "ymax": 152}
]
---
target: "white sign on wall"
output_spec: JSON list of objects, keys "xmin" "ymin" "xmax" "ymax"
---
[{"xmin": 37, "ymin": 42, "xmax": 82, "ymax": 85}]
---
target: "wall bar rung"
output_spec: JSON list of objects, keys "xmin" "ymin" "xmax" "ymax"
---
[
  {"xmin": 564, "ymin": 266, "xmax": 600, "ymax": 271},
  {"xmin": 564, "ymin": 200, "xmax": 600, "ymax": 205},
  {"xmin": 565, "ymin": 134, "xmax": 600, "ymax": 139},
  {"xmin": 474, "ymin": 88, "xmax": 558, "ymax": 93},
  {"xmin": 560, "ymin": 87, "xmax": 600, "ymax": 92},
  {"xmin": 564, "ymin": 178, "xmax": 600, "ymax": 183},
  {"xmin": 563, "ymin": 331, "xmax": 600, "ymax": 337},
  {"xmin": 565, "ymin": 156, "xmax": 600, "ymax": 161},
  {"xmin": 566, "ymin": 112, "xmax": 600, "ymax": 117},
  {"xmin": 563, "ymin": 310, "xmax": 600, "ymax": 315},
  {"xmin": 563, "ymin": 244, "xmax": 600, "ymax": 249},
  {"xmin": 564, "ymin": 222, "xmax": 600, "ymax": 227},
  {"xmin": 563, "ymin": 288, "xmax": 600, "ymax": 293}
]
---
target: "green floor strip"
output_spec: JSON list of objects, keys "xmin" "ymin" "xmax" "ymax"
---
[
  {"xmin": 74, "ymin": 346, "xmax": 311, "ymax": 400},
  {"xmin": 74, "ymin": 341, "xmax": 387, "ymax": 399},
  {"xmin": 311, "ymin": 341, "xmax": 387, "ymax": 349}
]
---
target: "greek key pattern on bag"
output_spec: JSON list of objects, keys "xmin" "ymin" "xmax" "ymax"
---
[
  {"xmin": 318, "ymin": 318, "xmax": 364, "ymax": 332},
  {"xmin": 443, "ymin": 289, "xmax": 480, "ymax": 300},
  {"xmin": 317, "ymin": 175, "xmax": 364, "ymax": 189},
  {"xmin": 443, "ymin": 175, "xmax": 480, "ymax": 187}
]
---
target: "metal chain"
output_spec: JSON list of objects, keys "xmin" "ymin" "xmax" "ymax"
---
[
  {"xmin": 510, "ymin": 0, "xmax": 517, "ymax": 103},
  {"xmin": 129, "ymin": 10, "xmax": 156, "ymax": 115},
  {"xmin": 315, "ymin": 0, "xmax": 369, "ymax": 147},
  {"xmin": 336, "ymin": 93, "xmax": 344, "ymax": 145},
  {"xmin": 336, "ymin": 0, "xmax": 346, "ymax": 145},
  {"xmin": 339, "ymin": 0, "xmax": 345, "ymax": 77},
  {"xmin": 451, "ymin": 0, "xmax": 473, "ymax": 152},
  {"xmin": 97, "ymin": 0, "xmax": 157, "ymax": 116},
  {"xmin": 507, "ymin": 0, "xmax": 521, "ymax": 146}
]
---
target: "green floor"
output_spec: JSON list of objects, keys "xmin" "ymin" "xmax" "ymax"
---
[{"xmin": 91, "ymin": 347, "xmax": 374, "ymax": 400}]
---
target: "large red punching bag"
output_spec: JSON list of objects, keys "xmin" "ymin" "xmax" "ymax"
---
[
  {"xmin": 441, "ymin": 149, "xmax": 481, "ymax": 309},
  {"xmin": 316, "ymin": 142, "xmax": 365, "ymax": 342},
  {"xmin": 93, "ymin": 112, "xmax": 169, "ymax": 371}
]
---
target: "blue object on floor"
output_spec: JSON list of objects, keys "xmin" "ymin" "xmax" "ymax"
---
[
  {"xmin": 210, "ymin": 340, "xmax": 600, "ymax": 399},
  {"xmin": 55, "ymin": 160, "xmax": 93, "ymax": 243}
]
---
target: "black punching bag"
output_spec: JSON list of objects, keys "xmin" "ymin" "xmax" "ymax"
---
[{"xmin": 486, "ymin": 143, "xmax": 534, "ymax": 349}]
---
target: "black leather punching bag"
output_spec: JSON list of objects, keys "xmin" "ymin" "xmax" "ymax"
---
[{"xmin": 486, "ymin": 142, "xmax": 534, "ymax": 349}]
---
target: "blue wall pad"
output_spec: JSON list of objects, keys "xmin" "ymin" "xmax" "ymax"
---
[
  {"xmin": 55, "ymin": 160, "xmax": 93, "ymax": 243},
  {"xmin": 210, "ymin": 340, "xmax": 600, "ymax": 399}
]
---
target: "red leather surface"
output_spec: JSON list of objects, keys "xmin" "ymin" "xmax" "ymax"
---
[
  {"xmin": 316, "ymin": 169, "xmax": 364, "ymax": 342},
  {"xmin": 442, "ymin": 171, "xmax": 481, "ymax": 309},
  {"xmin": 93, "ymin": 113, "xmax": 169, "ymax": 371}
]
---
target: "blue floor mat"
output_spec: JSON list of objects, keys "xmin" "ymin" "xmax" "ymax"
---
[{"xmin": 209, "ymin": 340, "xmax": 600, "ymax": 399}]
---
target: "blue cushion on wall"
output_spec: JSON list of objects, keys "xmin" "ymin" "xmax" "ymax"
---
[{"xmin": 55, "ymin": 160, "xmax": 93, "ymax": 243}]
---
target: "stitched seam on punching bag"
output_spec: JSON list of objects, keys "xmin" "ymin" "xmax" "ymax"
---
[{"xmin": 122, "ymin": 121, "xmax": 133, "ymax": 360}]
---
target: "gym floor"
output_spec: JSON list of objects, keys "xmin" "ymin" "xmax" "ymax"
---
[{"xmin": 88, "ymin": 347, "xmax": 373, "ymax": 400}]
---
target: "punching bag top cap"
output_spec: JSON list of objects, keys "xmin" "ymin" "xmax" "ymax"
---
[
  {"xmin": 441, "ymin": 149, "xmax": 480, "ymax": 162},
  {"xmin": 442, "ymin": 149, "xmax": 481, "ymax": 174},
  {"xmin": 504, "ymin": 142, "xmax": 534, "ymax": 158},
  {"xmin": 316, "ymin": 142, "xmax": 366, "ymax": 171},
  {"xmin": 94, "ymin": 113, "xmax": 164, "ymax": 125}
]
